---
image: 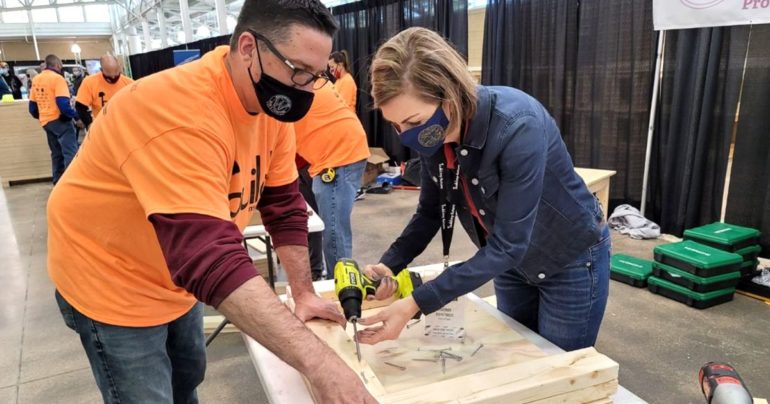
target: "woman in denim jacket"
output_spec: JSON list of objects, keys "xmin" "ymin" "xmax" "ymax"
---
[{"xmin": 357, "ymin": 27, "xmax": 611, "ymax": 352}]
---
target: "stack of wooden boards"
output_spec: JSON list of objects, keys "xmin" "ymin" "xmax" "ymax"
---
[
  {"xmin": 610, "ymin": 222, "xmax": 764, "ymax": 308},
  {"xmin": 291, "ymin": 292, "xmax": 620, "ymax": 403}
]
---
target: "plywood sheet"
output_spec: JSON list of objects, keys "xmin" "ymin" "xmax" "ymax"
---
[
  {"xmin": 295, "ymin": 283, "xmax": 618, "ymax": 403},
  {"xmin": 353, "ymin": 299, "xmax": 546, "ymax": 394}
]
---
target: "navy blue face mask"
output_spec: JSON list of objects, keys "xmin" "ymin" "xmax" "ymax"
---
[{"xmin": 397, "ymin": 105, "xmax": 449, "ymax": 156}]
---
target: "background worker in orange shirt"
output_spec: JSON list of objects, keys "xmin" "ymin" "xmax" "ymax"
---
[
  {"xmin": 46, "ymin": 0, "xmax": 374, "ymax": 402},
  {"xmin": 294, "ymin": 83, "xmax": 370, "ymax": 279},
  {"xmin": 28, "ymin": 54, "xmax": 83, "ymax": 184},
  {"xmin": 75, "ymin": 54, "xmax": 134, "ymax": 129},
  {"xmin": 328, "ymin": 50, "xmax": 357, "ymax": 110}
]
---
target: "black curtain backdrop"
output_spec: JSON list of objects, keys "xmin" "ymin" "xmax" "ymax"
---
[
  {"xmin": 481, "ymin": 0, "xmax": 578, "ymax": 131},
  {"xmin": 330, "ymin": 0, "xmax": 468, "ymax": 162},
  {"xmin": 481, "ymin": 0, "xmax": 655, "ymax": 210},
  {"xmin": 648, "ymin": 27, "xmax": 747, "ymax": 237},
  {"xmin": 571, "ymin": 0, "xmax": 655, "ymax": 207},
  {"xmin": 481, "ymin": 0, "xmax": 765, "ymax": 240},
  {"xmin": 128, "ymin": 35, "xmax": 231, "ymax": 79},
  {"xmin": 725, "ymin": 25, "xmax": 770, "ymax": 256}
]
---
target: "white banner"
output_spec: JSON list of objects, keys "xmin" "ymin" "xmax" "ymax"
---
[{"xmin": 653, "ymin": 0, "xmax": 770, "ymax": 30}]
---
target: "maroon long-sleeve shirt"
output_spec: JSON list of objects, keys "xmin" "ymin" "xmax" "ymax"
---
[{"xmin": 150, "ymin": 180, "xmax": 308, "ymax": 308}]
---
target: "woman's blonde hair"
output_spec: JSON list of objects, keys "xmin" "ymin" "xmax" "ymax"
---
[{"xmin": 371, "ymin": 27, "xmax": 477, "ymax": 137}]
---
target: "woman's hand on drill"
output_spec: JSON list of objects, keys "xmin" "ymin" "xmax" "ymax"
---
[{"xmin": 363, "ymin": 263, "xmax": 396, "ymax": 300}]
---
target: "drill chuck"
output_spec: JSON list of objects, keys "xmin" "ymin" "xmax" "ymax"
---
[{"xmin": 338, "ymin": 287, "xmax": 363, "ymax": 322}]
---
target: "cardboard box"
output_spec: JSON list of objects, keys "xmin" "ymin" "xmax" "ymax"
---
[{"xmin": 362, "ymin": 147, "xmax": 390, "ymax": 186}]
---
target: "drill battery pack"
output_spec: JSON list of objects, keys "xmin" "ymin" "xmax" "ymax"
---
[
  {"xmin": 648, "ymin": 276, "xmax": 735, "ymax": 309},
  {"xmin": 652, "ymin": 262, "xmax": 741, "ymax": 293},
  {"xmin": 654, "ymin": 241, "xmax": 742, "ymax": 278},
  {"xmin": 610, "ymin": 254, "xmax": 653, "ymax": 287},
  {"xmin": 683, "ymin": 222, "xmax": 761, "ymax": 252}
]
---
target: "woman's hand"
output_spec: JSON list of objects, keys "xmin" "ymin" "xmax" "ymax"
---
[
  {"xmin": 363, "ymin": 263, "xmax": 397, "ymax": 300},
  {"xmin": 356, "ymin": 297, "xmax": 420, "ymax": 344}
]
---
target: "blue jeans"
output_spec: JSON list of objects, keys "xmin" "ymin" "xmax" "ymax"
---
[
  {"xmin": 494, "ymin": 225, "xmax": 611, "ymax": 351},
  {"xmin": 312, "ymin": 159, "xmax": 366, "ymax": 278},
  {"xmin": 55, "ymin": 291, "xmax": 206, "ymax": 403},
  {"xmin": 43, "ymin": 119, "xmax": 79, "ymax": 184}
]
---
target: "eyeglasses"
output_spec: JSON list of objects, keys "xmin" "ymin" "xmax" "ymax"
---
[{"xmin": 248, "ymin": 30, "xmax": 329, "ymax": 90}]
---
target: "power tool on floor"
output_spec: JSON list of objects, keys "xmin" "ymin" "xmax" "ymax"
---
[
  {"xmin": 334, "ymin": 258, "xmax": 423, "ymax": 362},
  {"xmin": 699, "ymin": 362, "xmax": 753, "ymax": 404}
]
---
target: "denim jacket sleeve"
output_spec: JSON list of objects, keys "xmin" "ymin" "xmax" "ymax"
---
[
  {"xmin": 379, "ymin": 155, "xmax": 442, "ymax": 272},
  {"xmin": 412, "ymin": 113, "xmax": 547, "ymax": 314}
]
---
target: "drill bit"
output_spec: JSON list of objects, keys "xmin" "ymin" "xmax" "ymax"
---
[{"xmin": 351, "ymin": 318, "xmax": 362, "ymax": 363}]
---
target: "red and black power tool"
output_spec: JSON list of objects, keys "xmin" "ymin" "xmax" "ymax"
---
[{"xmin": 699, "ymin": 362, "xmax": 753, "ymax": 404}]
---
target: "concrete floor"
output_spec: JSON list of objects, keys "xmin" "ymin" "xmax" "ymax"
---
[{"xmin": 1, "ymin": 183, "xmax": 768, "ymax": 403}]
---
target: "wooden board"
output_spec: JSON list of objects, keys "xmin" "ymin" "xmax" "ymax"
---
[
  {"xmin": 0, "ymin": 101, "xmax": 53, "ymax": 186},
  {"xmin": 376, "ymin": 348, "xmax": 617, "ymax": 404},
  {"xmin": 294, "ymin": 292, "xmax": 619, "ymax": 403}
]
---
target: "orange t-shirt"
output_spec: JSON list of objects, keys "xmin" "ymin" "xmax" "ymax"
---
[
  {"xmin": 76, "ymin": 72, "xmax": 134, "ymax": 117},
  {"xmin": 335, "ymin": 72, "xmax": 357, "ymax": 110},
  {"xmin": 29, "ymin": 70, "xmax": 70, "ymax": 126},
  {"xmin": 294, "ymin": 84, "xmax": 370, "ymax": 177},
  {"xmin": 47, "ymin": 46, "xmax": 298, "ymax": 327}
]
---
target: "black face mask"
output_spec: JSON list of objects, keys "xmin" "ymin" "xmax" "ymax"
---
[{"xmin": 247, "ymin": 42, "xmax": 314, "ymax": 122}]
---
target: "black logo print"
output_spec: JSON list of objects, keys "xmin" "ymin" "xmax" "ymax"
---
[{"xmin": 229, "ymin": 155, "xmax": 262, "ymax": 218}]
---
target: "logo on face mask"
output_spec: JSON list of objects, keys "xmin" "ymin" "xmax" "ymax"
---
[
  {"xmin": 266, "ymin": 95, "xmax": 292, "ymax": 116},
  {"xmin": 418, "ymin": 125, "xmax": 446, "ymax": 147},
  {"xmin": 398, "ymin": 105, "xmax": 450, "ymax": 156}
]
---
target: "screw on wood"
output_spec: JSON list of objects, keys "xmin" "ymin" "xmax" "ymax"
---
[
  {"xmin": 417, "ymin": 346, "xmax": 451, "ymax": 352},
  {"xmin": 384, "ymin": 362, "xmax": 406, "ymax": 371},
  {"xmin": 441, "ymin": 357, "xmax": 446, "ymax": 374},
  {"xmin": 439, "ymin": 351, "xmax": 463, "ymax": 362},
  {"xmin": 470, "ymin": 343, "xmax": 484, "ymax": 357},
  {"xmin": 412, "ymin": 358, "xmax": 439, "ymax": 363}
]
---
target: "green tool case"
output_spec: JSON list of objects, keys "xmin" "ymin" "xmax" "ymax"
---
[
  {"xmin": 653, "ymin": 241, "xmax": 742, "ymax": 277},
  {"xmin": 735, "ymin": 245, "xmax": 762, "ymax": 262},
  {"xmin": 740, "ymin": 260, "xmax": 760, "ymax": 277},
  {"xmin": 652, "ymin": 262, "xmax": 740, "ymax": 293},
  {"xmin": 683, "ymin": 222, "xmax": 761, "ymax": 252},
  {"xmin": 610, "ymin": 254, "xmax": 653, "ymax": 287},
  {"xmin": 648, "ymin": 277, "xmax": 735, "ymax": 309}
]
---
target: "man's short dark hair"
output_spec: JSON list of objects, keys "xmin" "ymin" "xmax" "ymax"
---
[
  {"xmin": 229, "ymin": 0, "xmax": 338, "ymax": 49},
  {"xmin": 45, "ymin": 54, "xmax": 61, "ymax": 68}
]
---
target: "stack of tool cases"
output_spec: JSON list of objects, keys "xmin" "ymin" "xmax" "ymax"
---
[
  {"xmin": 684, "ymin": 222, "xmax": 761, "ymax": 278},
  {"xmin": 650, "ymin": 240, "xmax": 742, "ymax": 309},
  {"xmin": 610, "ymin": 254, "xmax": 653, "ymax": 287},
  {"xmin": 684, "ymin": 222, "xmax": 767, "ymax": 298}
]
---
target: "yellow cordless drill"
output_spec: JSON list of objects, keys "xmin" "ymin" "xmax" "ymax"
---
[{"xmin": 334, "ymin": 258, "xmax": 423, "ymax": 361}]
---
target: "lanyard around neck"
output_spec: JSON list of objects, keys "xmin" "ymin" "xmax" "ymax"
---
[{"xmin": 437, "ymin": 121, "xmax": 470, "ymax": 269}]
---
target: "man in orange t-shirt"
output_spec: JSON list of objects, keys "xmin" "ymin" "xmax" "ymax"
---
[
  {"xmin": 294, "ymin": 83, "xmax": 369, "ymax": 278},
  {"xmin": 28, "ymin": 54, "xmax": 83, "ymax": 184},
  {"xmin": 75, "ymin": 54, "xmax": 133, "ymax": 128},
  {"xmin": 47, "ymin": 1, "xmax": 374, "ymax": 402}
]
